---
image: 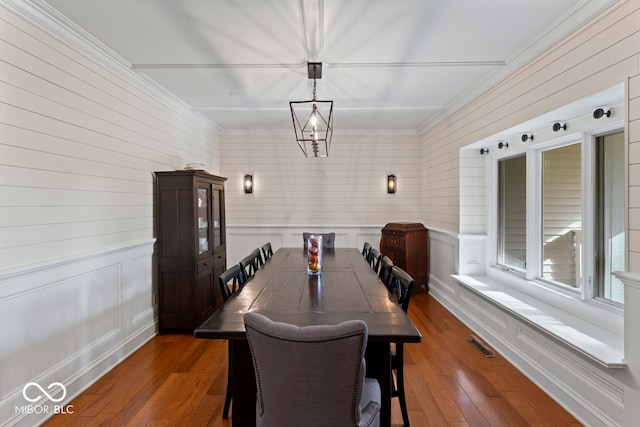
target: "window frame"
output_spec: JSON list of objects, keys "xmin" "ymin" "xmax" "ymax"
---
[
  {"xmin": 489, "ymin": 123, "xmax": 625, "ymax": 306},
  {"xmin": 592, "ymin": 130, "xmax": 626, "ymax": 307}
]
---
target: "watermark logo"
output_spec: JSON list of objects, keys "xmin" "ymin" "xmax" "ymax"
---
[
  {"xmin": 15, "ymin": 382, "xmax": 73, "ymax": 416},
  {"xmin": 22, "ymin": 382, "xmax": 66, "ymax": 403}
]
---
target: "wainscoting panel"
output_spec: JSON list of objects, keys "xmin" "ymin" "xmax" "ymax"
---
[
  {"xmin": 515, "ymin": 325, "xmax": 625, "ymax": 410},
  {"xmin": 459, "ymin": 288, "xmax": 508, "ymax": 332},
  {"xmin": 0, "ymin": 240, "xmax": 156, "ymax": 427},
  {"xmin": 427, "ymin": 230, "xmax": 458, "ymax": 297},
  {"xmin": 1, "ymin": 264, "xmax": 120, "ymax": 397}
]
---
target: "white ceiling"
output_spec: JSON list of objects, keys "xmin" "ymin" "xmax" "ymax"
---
[{"xmin": 40, "ymin": 0, "xmax": 618, "ymax": 133}]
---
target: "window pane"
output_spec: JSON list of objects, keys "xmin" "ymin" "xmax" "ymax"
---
[
  {"xmin": 498, "ymin": 155, "xmax": 526, "ymax": 270},
  {"xmin": 542, "ymin": 144, "xmax": 581, "ymax": 288},
  {"xmin": 597, "ymin": 132, "xmax": 625, "ymax": 304}
]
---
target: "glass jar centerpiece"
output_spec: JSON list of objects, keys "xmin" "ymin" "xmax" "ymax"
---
[{"xmin": 307, "ymin": 234, "xmax": 323, "ymax": 275}]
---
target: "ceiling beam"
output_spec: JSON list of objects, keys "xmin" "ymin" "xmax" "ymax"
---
[{"xmin": 299, "ymin": 0, "xmax": 323, "ymax": 63}]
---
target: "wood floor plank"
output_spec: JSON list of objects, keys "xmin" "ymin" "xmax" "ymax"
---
[{"xmin": 42, "ymin": 292, "xmax": 579, "ymax": 427}]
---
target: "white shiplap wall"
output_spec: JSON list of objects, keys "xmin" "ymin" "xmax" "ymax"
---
[
  {"xmin": 0, "ymin": 3, "xmax": 220, "ymax": 270},
  {"xmin": 222, "ymin": 132, "xmax": 421, "ymax": 225},
  {"xmin": 423, "ymin": 1, "xmax": 640, "ymax": 425},
  {"xmin": 0, "ymin": 2, "xmax": 220, "ymax": 425},
  {"xmin": 422, "ymin": 0, "xmax": 640, "ymax": 236},
  {"xmin": 630, "ymin": 73, "xmax": 640, "ymax": 269},
  {"xmin": 221, "ymin": 132, "xmax": 422, "ymax": 261}
]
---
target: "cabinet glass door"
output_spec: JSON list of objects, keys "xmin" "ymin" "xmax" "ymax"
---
[
  {"xmin": 213, "ymin": 188, "xmax": 222, "ymax": 247},
  {"xmin": 197, "ymin": 187, "xmax": 210, "ymax": 254}
]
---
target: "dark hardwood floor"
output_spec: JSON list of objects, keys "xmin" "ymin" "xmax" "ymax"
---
[{"xmin": 43, "ymin": 292, "xmax": 581, "ymax": 426}]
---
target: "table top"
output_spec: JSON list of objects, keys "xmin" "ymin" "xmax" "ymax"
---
[{"xmin": 195, "ymin": 248, "xmax": 422, "ymax": 343}]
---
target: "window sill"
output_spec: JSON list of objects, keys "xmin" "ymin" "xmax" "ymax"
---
[{"xmin": 451, "ymin": 274, "xmax": 626, "ymax": 369}]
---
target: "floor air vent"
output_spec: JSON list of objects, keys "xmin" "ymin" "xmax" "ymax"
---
[{"xmin": 468, "ymin": 335, "xmax": 495, "ymax": 358}]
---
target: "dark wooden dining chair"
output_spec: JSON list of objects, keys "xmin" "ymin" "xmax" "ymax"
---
[
  {"xmin": 303, "ymin": 232, "xmax": 336, "ymax": 249},
  {"xmin": 378, "ymin": 255, "xmax": 393, "ymax": 289},
  {"xmin": 239, "ymin": 249, "xmax": 262, "ymax": 281},
  {"xmin": 362, "ymin": 241, "xmax": 372, "ymax": 258},
  {"xmin": 367, "ymin": 247, "xmax": 382, "ymax": 272},
  {"xmin": 261, "ymin": 242, "xmax": 273, "ymax": 261},
  {"xmin": 244, "ymin": 312, "xmax": 381, "ymax": 427},
  {"xmin": 217, "ymin": 264, "xmax": 247, "ymax": 419},
  {"xmin": 219, "ymin": 264, "xmax": 246, "ymax": 301},
  {"xmin": 253, "ymin": 247, "xmax": 264, "ymax": 268},
  {"xmin": 387, "ymin": 266, "xmax": 415, "ymax": 427}
]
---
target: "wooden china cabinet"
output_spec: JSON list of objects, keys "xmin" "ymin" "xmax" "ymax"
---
[
  {"xmin": 155, "ymin": 170, "xmax": 227, "ymax": 333},
  {"xmin": 380, "ymin": 222, "xmax": 429, "ymax": 291}
]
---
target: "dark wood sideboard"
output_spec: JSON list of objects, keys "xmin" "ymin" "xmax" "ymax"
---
[{"xmin": 380, "ymin": 222, "xmax": 429, "ymax": 291}]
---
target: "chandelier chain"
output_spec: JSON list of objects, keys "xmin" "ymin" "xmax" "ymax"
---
[{"xmin": 312, "ymin": 76, "xmax": 317, "ymax": 100}]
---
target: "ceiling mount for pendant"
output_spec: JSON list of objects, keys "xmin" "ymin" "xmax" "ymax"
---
[
  {"xmin": 290, "ymin": 62, "xmax": 334, "ymax": 158},
  {"xmin": 307, "ymin": 62, "xmax": 322, "ymax": 79}
]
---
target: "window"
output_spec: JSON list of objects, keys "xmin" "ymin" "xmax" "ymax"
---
[
  {"xmin": 495, "ymin": 131, "xmax": 625, "ymax": 305},
  {"xmin": 542, "ymin": 144, "xmax": 582, "ymax": 288},
  {"xmin": 498, "ymin": 155, "xmax": 526, "ymax": 271},
  {"xmin": 596, "ymin": 132, "xmax": 625, "ymax": 304}
]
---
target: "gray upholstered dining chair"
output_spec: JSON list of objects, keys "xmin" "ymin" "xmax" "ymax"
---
[
  {"xmin": 302, "ymin": 232, "xmax": 336, "ymax": 249},
  {"xmin": 244, "ymin": 312, "xmax": 381, "ymax": 427}
]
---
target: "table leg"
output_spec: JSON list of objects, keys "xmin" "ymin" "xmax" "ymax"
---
[
  {"xmin": 230, "ymin": 340, "xmax": 256, "ymax": 427},
  {"xmin": 366, "ymin": 342, "xmax": 391, "ymax": 427}
]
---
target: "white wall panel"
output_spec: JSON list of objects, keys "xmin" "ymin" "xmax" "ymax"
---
[
  {"xmin": 459, "ymin": 152, "xmax": 487, "ymax": 234},
  {"xmin": 0, "ymin": 2, "xmax": 221, "ymax": 425},
  {"xmin": 222, "ymin": 132, "xmax": 421, "ymax": 227},
  {"xmin": 1, "ymin": 264, "xmax": 120, "ymax": 395}
]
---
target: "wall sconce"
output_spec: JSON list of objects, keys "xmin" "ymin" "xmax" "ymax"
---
[
  {"xmin": 552, "ymin": 122, "xmax": 567, "ymax": 132},
  {"xmin": 593, "ymin": 107, "xmax": 611, "ymax": 119},
  {"xmin": 521, "ymin": 133, "xmax": 533, "ymax": 142},
  {"xmin": 387, "ymin": 174, "xmax": 397, "ymax": 194},
  {"xmin": 243, "ymin": 174, "xmax": 253, "ymax": 194}
]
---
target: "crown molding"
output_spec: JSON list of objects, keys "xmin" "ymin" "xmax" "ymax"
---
[{"xmin": 1, "ymin": 0, "xmax": 220, "ymax": 133}]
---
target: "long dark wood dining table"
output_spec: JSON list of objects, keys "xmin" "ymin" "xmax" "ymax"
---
[{"xmin": 194, "ymin": 247, "xmax": 422, "ymax": 427}]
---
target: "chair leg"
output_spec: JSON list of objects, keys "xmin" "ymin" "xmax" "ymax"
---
[
  {"xmin": 222, "ymin": 342, "xmax": 232, "ymax": 419},
  {"xmin": 396, "ymin": 344, "xmax": 410, "ymax": 427},
  {"xmin": 222, "ymin": 386, "xmax": 232, "ymax": 419}
]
